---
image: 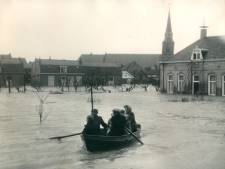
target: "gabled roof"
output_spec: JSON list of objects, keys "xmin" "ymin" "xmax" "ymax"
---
[
  {"xmin": 162, "ymin": 36, "xmax": 225, "ymax": 62},
  {"xmin": 79, "ymin": 53, "xmax": 160, "ymax": 67},
  {"xmin": 39, "ymin": 59, "xmax": 79, "ymax": 66}
]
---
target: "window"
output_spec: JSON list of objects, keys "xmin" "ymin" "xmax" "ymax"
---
[
  {"xmin": 178, "ymin": 74, "xmax": 184, "ymax": 92},
  {"xmin": 193, "ymin": 53, "xmax": 197, "ymax": 60},
  {"xmin": 194, "ymin": 75, "xmax": 199, "ymax": 81},
  {"xmin": 60, "ymin": 66, "xmax": 67, "ymax": 73},
  {"xmin": 167, "ymin": 74, "xmax": 174, "ymax": 94},
  {"xmin": 208, "ymin": 74, "xmax": 216, "ymax": 96},
  {"xmin": 191, "ymin": 46, "xmax": 203, "ymax": 61},
  {"xmin": 222, "ymin": 75, "xmax": 225, "ymax": 96}
]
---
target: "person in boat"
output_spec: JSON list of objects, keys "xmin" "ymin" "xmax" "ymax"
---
[
  {"xmin": 83, "ymin": 109, "xmax": 108, "ymax": 135},
  {"xmin": 83, "ymin": 115, "xmax": 96, "ymax": 134},
  {"xmin": 107, "ymin": 109, "xmax": 127, "ymax": 136},
  {"xmin": 124, "ymin": 105, "xmax": 137, "ymax": 132}
]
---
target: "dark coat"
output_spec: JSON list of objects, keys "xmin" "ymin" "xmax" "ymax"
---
[
  {"xmin": 83, "ymin": 115, "xmax": 107, "ymax": 135},
  {"xmin": 126, "ymin": 112, "xmax": 137, "ymax": 132},
  {"xmin": 107, "ymin": 113, "xmax": 127, "ymax": 136}
]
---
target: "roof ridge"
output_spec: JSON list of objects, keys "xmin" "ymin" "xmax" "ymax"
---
[
  {"xmin": 206, "ymin": 35, "xmax": 225, "ymax": 38},
  {"xmin": 81, "ymin": 53, "xmax": 160, "ymax": 56}
]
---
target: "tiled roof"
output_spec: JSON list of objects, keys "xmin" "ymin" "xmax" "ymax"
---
[
  {"xmin": 161, "ymin": 36, "xmax": 225, "ymax": 62},
  {"xmin": 80, "ymin": 53, "xmax": 160, "ymax": 67},
  {"xmin": 39, "ymin": 59, "xmax": 79, "ymax": 66}
]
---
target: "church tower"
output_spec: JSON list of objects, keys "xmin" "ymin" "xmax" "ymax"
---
[{"xmin": 162, "ymin": 11, "xmax": 174, "ymax": 56}]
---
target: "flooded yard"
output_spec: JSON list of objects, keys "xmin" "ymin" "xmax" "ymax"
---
[{"xmin": 0, "ymin": 86, "xmax": 225, "ymax": 169}]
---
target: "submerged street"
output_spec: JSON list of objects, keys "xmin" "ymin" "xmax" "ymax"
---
[{"xmin": 0, "ymin": 86, "xmax": 225, "ymax": 169}]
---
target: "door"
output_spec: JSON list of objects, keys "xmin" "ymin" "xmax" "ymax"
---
[
  {"xmin": 167, "ymin": 74, "xmax": 174, "ymax": 94},
  {"xmin": 192, "ymin": 75, "xmax": 200, "ymax": 95},
  {"xmin": 48, "ymin": 76, "xmax": 55, "ymax": 87},
  {"xmin": 193, "ymin": 82, "xmax": 200, "ymax": 95}
]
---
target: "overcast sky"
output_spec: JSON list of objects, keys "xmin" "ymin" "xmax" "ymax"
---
[{"xmin": 0, "ymin": 0, "xmax": 225, "ymax": 61}]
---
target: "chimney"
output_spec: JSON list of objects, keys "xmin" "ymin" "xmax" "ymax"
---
[{"xmin": 200, "ymin": 25, "xmax": 208, "ymax": 39}]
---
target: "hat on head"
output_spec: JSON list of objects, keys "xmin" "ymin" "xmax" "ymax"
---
[
  {"xmin": 92, "ymin": 109, "xmax": 98, "ymax": 114},
  {"xmin": 113, "ymin": 108, "xmax": 120, "ymax": 112},
  {"xmin": 112, "ymin": 108, "xmax": 120, "ymax": 115}
]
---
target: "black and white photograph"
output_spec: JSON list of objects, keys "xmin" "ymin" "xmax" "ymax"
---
[{"xmin": 0, "ymin": 0, "xmax": 225, "ymax": 169}]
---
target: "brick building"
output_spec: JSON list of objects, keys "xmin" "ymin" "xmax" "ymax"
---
[
  {"xmin": 159, "ymin": 12, "xmax": 225, "ymax": 96},
  {"xmin": 31, "ymin": 59, "xmax": 83, "ymax": 88},
  {"xmin": 0, "ymin": 54, "xmax": 25, "ymax": 88},
  {"xmin": 79, "ymin": 53, "xmax": 160, "ymax": 84}
]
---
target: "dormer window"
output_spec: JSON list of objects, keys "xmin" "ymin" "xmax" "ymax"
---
[
  {"xmin": 191, "ymin": 46, "xmax": 208, "ymax": 61},
  {"xmin": 191, "ymin": 46, "xmax": 203, "ymax": 61}
]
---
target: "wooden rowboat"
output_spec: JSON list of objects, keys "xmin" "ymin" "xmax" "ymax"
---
[{"xmin": 81, "ymin": 126, "xmax": 141, "ymax": 152}]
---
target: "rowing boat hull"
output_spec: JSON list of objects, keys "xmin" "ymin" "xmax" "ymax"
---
[{"xmin": 81, "ymin": 128, "xmax": 141, "ymax": 152}]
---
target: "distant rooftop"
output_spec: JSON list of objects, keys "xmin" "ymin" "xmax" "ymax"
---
[
  {"xmin": 38, "ymin": 59, "xmax": 79, "ymax": 66},
  {"xmin": 0, "ymin": 54, "xmax": 12, "ymax": 59},
  {"xmin": 0, "ymin": 54, "xmax": 26, "ymax": 65},
  {"xmin": 79, "ymin": 53, "xmax": 160, "ymax": 67}
]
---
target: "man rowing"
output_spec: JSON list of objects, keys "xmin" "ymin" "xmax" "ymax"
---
[{"xmin": 83, "ymin": 109, "xmax": 108, "ymax": 135}]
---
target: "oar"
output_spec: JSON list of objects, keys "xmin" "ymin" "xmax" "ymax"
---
[
  {"xmin": 49, "ymin": 132, "xmax": 82, "ymax": 140},
  {"xmin": 125, "ymin": 128, "xmax": 144, "ymax": 145}
]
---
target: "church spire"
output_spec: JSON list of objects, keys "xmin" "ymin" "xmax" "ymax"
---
[
  {"xmin": 165, "ymin": 11, "xmax": 172, "ymax": 38},
  {"xmin": 162, "ymin": 10, "xmax": 174, "ymax": 56}
]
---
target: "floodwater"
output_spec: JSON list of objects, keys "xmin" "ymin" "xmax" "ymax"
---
[{"xmin": 0, "ymin": 86, "xmax": 225, "ymax": 169}]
